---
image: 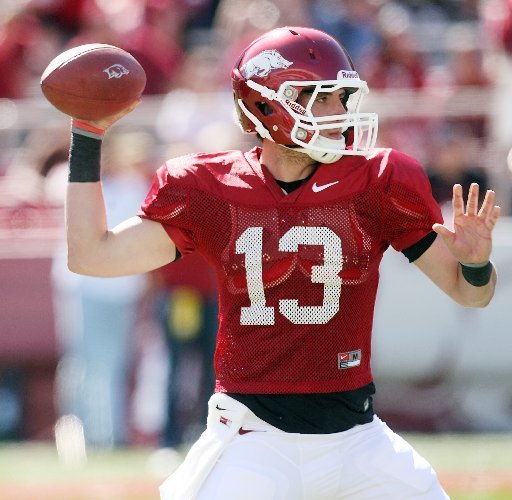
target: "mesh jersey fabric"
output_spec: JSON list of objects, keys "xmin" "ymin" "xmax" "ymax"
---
[{"xmin": 139, "ymin": 147, "xmax": 442, "ymax": 394}]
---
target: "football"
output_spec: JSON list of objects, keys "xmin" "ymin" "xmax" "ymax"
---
[{"xmin": 40, "ymin": 43, "xmax": 146, "ymax": 121}]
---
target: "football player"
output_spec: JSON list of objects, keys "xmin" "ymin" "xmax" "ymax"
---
[{"xmin": 66, "ymin": 27, "xmax": 499, "ymax": 499}]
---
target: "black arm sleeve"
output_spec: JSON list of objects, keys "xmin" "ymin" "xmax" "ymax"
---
[{"xmin": 401, "ymin": 231, "xmax": 437, "ymax": 263}]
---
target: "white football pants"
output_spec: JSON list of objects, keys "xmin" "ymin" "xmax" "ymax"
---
[{"xmin": 160, "ymin": 393, "xmax": 450, "ymax": 500}]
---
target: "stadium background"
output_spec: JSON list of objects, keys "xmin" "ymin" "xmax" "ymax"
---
[{"xmin": 0, "ymin": 0, "xmax": 512, "ymax": 498}]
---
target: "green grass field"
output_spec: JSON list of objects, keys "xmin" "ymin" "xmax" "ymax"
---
[
  {"xmin": 0, "ymin": 434, "xmax": 511, "ymax": 499},
  {"xmin": 406, "ymin": 433, "xmax": 512, "ymax": 500}
]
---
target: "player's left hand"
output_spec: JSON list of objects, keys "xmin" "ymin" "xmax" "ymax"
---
[{"xmin": 432, "ymin": 183, "xmax": 501, "ymax": 264}]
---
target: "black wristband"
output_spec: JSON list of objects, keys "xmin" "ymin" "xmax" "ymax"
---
[
  {"xmin": 460, "ymin": 261, "xmax": 493, "ymax": 287},
  {"xmin": 68, "ymin": 132, "xmax": 102, "ymax": 182}
]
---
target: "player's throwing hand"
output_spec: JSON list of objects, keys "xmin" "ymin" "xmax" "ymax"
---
[
  {"xmin": 78, "ymin": 99, "xmax": 141, "ymax": 132},
  {"xmin": 432, "ymin": 183, "xmax": 501, "ymax": 265}
]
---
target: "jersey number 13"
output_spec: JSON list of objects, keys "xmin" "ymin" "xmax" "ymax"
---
[{"xmin": 236, "ymin": 226, "xmax": 343, "ymax": 326}]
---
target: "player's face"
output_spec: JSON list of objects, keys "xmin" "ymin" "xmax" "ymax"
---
[{"xmin": 297, "ymin": 88, "xmax": 347, "ymax": 139}]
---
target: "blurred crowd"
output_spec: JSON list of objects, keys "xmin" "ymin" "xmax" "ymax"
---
[
  {"xmin": 1, "ymin": 0, "xmax": 512, "ymax": 449},
  {"xmin": 0, "ymin": 0, "xmax": 510, "ymax": 96},
  {"xmin": 1, "ymin": 0, "xmax": 512, "ymax": 200}
]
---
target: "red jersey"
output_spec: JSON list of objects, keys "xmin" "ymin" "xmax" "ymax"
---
[{"xmin": 139, "ymin": 147, "xmax": 442, "ymax": 394}]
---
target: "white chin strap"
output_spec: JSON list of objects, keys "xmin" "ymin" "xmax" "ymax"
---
[{"xmin": 294, "ymin": 136, "xmax": 346, "ymax": 164}]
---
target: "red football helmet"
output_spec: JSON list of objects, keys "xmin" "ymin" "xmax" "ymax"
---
[{"xmin": 232, "ymin": 26, "xmax": 378, "ymax": 163}]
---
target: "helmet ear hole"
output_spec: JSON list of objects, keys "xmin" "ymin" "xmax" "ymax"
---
[{"xmin": 255, "ymin": 101, "xmax": 274, "ymax": 116}]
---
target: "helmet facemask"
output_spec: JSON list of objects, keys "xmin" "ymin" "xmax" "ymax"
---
[{"xmin": 238, "ymin": 71, "xmax": 378, "ymax": 164}]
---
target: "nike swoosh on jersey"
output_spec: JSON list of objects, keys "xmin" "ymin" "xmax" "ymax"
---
[{"xmin": 312, "ymin": 181, "xmax": 339, "ymax": 192}]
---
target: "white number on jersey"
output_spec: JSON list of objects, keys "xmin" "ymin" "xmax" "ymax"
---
[{"xmin": 236, "ymin": 226, "xmax": 343, "ymax": 325}]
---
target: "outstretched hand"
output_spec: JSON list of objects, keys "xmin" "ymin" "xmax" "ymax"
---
[{"xmin": 432, "ymin": 183, "xmax": 501, "ymax": 265}]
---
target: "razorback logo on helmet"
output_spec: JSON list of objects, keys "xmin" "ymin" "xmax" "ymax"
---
[
  {"xmin": 340, "ymin": 70, "xmax": 359, "ymax": 79},
  {"xmin": 241, "ymin": 50, "xmax": 293, "ymax": 79},
  {"xmin": 103, "ymin": 64, "xmax": 130, "ymax": 79}
]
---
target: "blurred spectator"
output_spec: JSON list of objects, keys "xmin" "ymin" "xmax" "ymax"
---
[
  {"xmin": 213, "ymin": 0, "xmax": 311, "ymax": 87},
  {"xmin": 426, "ymin": 23, "xmax": 493, "ymax": 139},
  {"xmin": 26, "ymin": 0, "xmax": 91, "ymax": 39},
  {"xmin": 179, "ymin": 0, "xmax": 221, "ymax": 48},
  {"xmin": 425, "ymin": 126, "xmax": 489, "ymax": 209},
  {"xmin": 155, "ymin": 43, "xmax": 246, "ymax": 152},
  {"xmin": 501, "ymin": 0, "xmax": 512, "ymax": 53},
  {"xmin": 52, "ymin": 129, "xmax": 153, "ymax": 447},
  {"xmin": 398, "ymin": 0, "xmax": 480, "ymax": 22},
  {"xmin": 366, "ymin": 28, "xmax": 427, "ymax": 90},
  {"xmin": 147, "ymin": 43, "xmax": 230, "ymax": 447},
  {"xmin": 59, "ymin": 1, "xmax": 123, "ymax": 48},
  {"xmin": 153, "ymin": 254, "xmax": 218, "ymax": 448},
  {"xmin": 445, "ymin": 0, "xmax": 481, "ymax": 21},
  {"xmin": 310, "ymin": 0, "xmax": 381, "ymax": 65},
  {"xmin": 0, "ymin": 369, "xmax": 23, "ymax": 440},
  {"xmin": 1, "ymin": 122, "xmax": 70, "ymax": 206},
  {"xmin": 446, "ymin": 39, "xmax": 491, "ymax": 88},
  {"xmin": 214, "ymin": 0, "xmax": 310, "ymax": 46},
  {"xmin": 444, "ymin": 24, "xmax": 492, "ymax": 87},
  {"xmin": 363, "ymin": 8, "xmax": 430, "ymax": 160},
  {"xmin": 55, "ymin": 0, "xmax": 186, "ymax": 95},
  {"xmin": 0, "ymin": 10, "xmax": 47, "ymax": 98},
  {"xmin": 121, "ymin": 2, "xmax": 187, "ymax": 95}
]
